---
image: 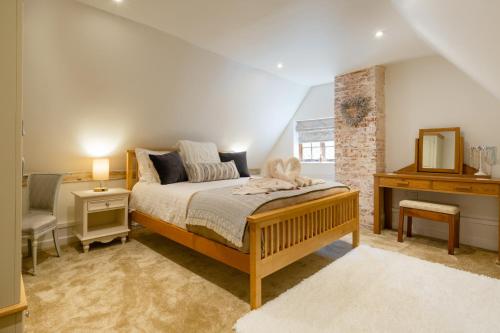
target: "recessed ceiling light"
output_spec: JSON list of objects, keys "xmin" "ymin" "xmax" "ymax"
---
[
  {"xmin": 113, "ymin": 0, "xmax": 123, "ymax": 3},
  {"xmin": 276, "ymin": 62, "xmax": 284, "ymax": 69},
  {"xmin": 375, "ymin": 30, "xmax": 384, "ymax": 39}
]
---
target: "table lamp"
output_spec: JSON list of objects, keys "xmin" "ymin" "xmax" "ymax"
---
[{"xmin": 92, "ymin": 158, "xmax": 109, "ymax": 192}]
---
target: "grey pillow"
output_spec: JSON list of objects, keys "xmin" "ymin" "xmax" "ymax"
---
[
  {"xmin": 219, "ymin": 151, "xmax": 250, "ymax": 177},
  {"xmin": 149, "ymin": 152, "xmax": 188, "ymax": 185},
  {"xmin": 185, "ymin": 161, "xmax": 240, "ymax": 183}
]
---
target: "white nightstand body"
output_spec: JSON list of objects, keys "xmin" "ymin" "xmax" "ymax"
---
[{"xmin": 72, "ymin": 188, "xmax": 131, "ymax": 253}]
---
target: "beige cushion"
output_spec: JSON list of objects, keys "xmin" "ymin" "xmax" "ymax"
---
[
  {"xmin": 400, "ymin": 200, "xmax": 459, "ymax": 215},
  {"xmin": 22, "ymin": 210, "xmax": 57, "ymax": 235},
  {"xmin": 185, "ymin": 161, "xmax": 240, "ymax": 183},
  {"xmin": 177, "ymin": 140, "xmax": 220, "ymax": 164}
]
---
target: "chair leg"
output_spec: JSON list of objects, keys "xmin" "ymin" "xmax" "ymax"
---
[
  {"xmin": 52, "ymin": 229, "xmax": 61, "ymax": 257},
  {"xmin": 397, "ymin": 208, "xmax": 405, "ymax": 242},
  {"xmin": 454, "ymin": 213, "xmax": 460, "ymax": 248},
  {"xmin": 406, "ymin": 216, "xmax": 413, "ymax": 237},
  {"xmin": 448, "ymin": 218, "xmax": 455, "ymax": 255},
  {"xmin": 32, "ymin": 239, "xmax": 38, "ymax": 275},
  {"xmin": 27, "ymin": 239, "xmax": 32, "ymax": 258}
]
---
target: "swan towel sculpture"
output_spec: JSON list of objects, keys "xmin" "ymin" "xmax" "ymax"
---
[{"xmin": 233, "ymin": 157, "xmax": 325, "ymax": 195}]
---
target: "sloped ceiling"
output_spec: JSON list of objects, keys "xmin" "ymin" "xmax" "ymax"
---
[
  {"xmin": 77, "ymin": 0, "xmax": 434, "ymax": 85},
  {"xmin": 393, "ymin": 0, "xmax": 500, "ymax": 100}
]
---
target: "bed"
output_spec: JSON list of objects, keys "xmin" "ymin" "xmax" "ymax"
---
[{"xmin": 126, "ymin": 148, "xmax": 359, "ymax": 309}]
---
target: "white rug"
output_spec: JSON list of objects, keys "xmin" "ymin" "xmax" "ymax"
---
[{"xmin": 235, "ymin": 245, "xmax": 500, "ymax": 333}]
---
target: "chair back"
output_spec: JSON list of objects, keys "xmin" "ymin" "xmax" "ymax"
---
[{"xmin": 28, "ymin": 173, "xmax": 64, "ymax": 215}]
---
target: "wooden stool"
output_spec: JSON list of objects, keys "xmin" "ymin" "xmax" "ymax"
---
[{"xmin": 398, "ymin": 200, "xmax": 460, "ymax": 255}]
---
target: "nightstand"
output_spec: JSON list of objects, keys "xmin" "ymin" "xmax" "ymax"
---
[{"xmin": 72, "ymin": 188, "xmax": 131, "ymax": 253}]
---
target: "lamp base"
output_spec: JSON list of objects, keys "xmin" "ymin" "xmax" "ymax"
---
[{"xmin": 93, "ymin": 187, "xmax": 108, "ymax": 192}]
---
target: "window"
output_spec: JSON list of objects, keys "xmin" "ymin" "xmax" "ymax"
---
[{"xmin": 296, "ymin": 118, "xmax": 334, "ymax": 163}]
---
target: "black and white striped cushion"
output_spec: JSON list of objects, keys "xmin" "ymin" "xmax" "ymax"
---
[{"xmin": 185, "ymin": 161, "xmax": 240, "ymax": 183}]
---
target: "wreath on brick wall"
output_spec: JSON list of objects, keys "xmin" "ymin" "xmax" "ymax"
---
[{"xmin": 340, "ymin": 96, "xmax": 371, "ymax": 127}]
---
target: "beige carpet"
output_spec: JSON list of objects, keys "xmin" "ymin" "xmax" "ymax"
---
[
  {"xmin": 235, "ymin": 245, "xmax": 500, "ymax": 333},
  {"xmin": 23, "ymin": 228, "xmax": 500, "ymax": 332},
  {"xmin": 23, "ymin": 228, "xmax": 353, "ymax": 333}
]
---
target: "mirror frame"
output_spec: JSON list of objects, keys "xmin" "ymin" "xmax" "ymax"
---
[{"xmin": 418, "ymin": 127, "xmax": 461, "ymax": 174}]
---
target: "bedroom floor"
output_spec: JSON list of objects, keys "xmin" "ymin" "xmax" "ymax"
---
[{"xmin": 23, "ymin": 227, "xmax": 500, "ymax": 333}]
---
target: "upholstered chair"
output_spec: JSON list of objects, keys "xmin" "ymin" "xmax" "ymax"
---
[{"xmin": 23, "ymin": 173, "xmax": 64, "ymax": 275}]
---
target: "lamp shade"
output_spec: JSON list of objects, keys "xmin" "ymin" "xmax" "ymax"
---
[{"xmin": 92, "ymin": 158, "xmax": 109, "ymax": 181}]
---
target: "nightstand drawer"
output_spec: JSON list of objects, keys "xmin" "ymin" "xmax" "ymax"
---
[
  {"xmin": 87, "ymin": 197, "xmax": 127, "ymax": 212},
  {"xmin": 432, "ymin": 181, "xmax": 499, "ymax": 195},
  {"xmin": 379, "ymin": 177, "xmax": 431, "ymax": 190}
]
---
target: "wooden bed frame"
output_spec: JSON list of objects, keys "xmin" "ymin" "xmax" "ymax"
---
[{"xmin": 126, "ymin": 149, "xmax": 359, "ymax": 309}]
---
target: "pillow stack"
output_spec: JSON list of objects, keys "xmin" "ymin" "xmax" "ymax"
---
[{"xmin": 137, "ymin": 140, "xmax": 250, "ymax": 185}]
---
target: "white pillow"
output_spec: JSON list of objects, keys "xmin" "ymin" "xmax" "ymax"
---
[
  {"xmin": 177, "ymin": 140, "xmax": 220, "ymax": 164},
  {"xmin": 135, "ymin": 148, "xmax": 170, "ymax": 183}
]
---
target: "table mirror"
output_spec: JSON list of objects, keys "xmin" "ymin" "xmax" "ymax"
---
[{"xmin": 418, "ymin": 127, "xmax": 461, "ymax": 173}]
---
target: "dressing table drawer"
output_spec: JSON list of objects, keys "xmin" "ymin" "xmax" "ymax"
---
[
  {"xmin": 379, "ymin": 177, "xmax": 431, "ymax": 190},
  {"xmin": 432, "ymin": 181, "xmax": 499, "ymax": 195}
]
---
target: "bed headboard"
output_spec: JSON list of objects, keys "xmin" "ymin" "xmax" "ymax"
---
[{"xmin": 126, "ymin": 147, "xmax": 177, "ymax": 190}]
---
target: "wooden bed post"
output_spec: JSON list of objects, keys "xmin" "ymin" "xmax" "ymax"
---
[
  {"xmin": 126, "ymin": 149, "xmax": 136, "ymax": 190},
  {"xmin": 352, "ymin": 225, "xmax": 360, "ymax": 248},
  {"xmin": 249, "ymin": 222, "xmax": 262, "ymax": 309},
  {"xmin": 353, "ymin": 196, "xmax": 360, "ymax": 248}
]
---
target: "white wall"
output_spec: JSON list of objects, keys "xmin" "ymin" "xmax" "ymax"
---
[
  {"xmin": 24, "ymin": 3, "xmax": 499, "ymax": 254},
  {"xmin": 267, "ymin": 83, "xmax": 335, "ymax": 180},
  {"xmin": 23, "ymin": 0, "xmax": 307, "ymax": 173},
  {"xmin": 23, "ymin": 0, "xmax": 308, "ymax": 248},
  {"xmin": 386, "ymin": 55, "xmax": 500, "ymax": 250}
]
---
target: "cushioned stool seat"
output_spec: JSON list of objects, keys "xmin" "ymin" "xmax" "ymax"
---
[
  {"xmin": 399, "ymin": 200, "xmax": 460, "ymax": 215},
  {"xmin": 398, "ymin": 200, "xmax": 460, "ymax": 255}
]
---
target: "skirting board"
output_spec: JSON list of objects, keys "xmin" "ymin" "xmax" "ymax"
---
[
  {"xmin": 21, "ymin": 220, "xmax": 142, "ymax": 253},
  {"xmin": 390, "ymin": 208, "xmax": 498, "ymax": 251}
]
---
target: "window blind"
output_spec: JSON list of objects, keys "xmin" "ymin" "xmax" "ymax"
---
[{"xmin": 296, "ymin": 117, "xmax": 334, "ymax": 143}]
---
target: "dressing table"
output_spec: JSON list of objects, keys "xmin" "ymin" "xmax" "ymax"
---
[{"xmin": 373, "ymin": 127, "xmax": 500, "ymax": 263}]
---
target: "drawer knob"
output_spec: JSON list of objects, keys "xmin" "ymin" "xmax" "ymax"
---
[
  {"xmin": 455, "ymin": 186, "xmax": 472, "ymax": 192},
  {"xmin": 105, "ymin": 202, "xmax": 110, "ymax": 207}
]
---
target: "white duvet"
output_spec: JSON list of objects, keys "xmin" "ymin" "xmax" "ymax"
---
[{"xmin": 129, "ymin": 178, "xmax": 251, "ymax": 229}]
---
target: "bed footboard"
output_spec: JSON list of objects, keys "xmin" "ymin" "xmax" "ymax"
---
[{"xmin": 247, "ymin": 190, "xmax": 359, "ymax": 309}]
